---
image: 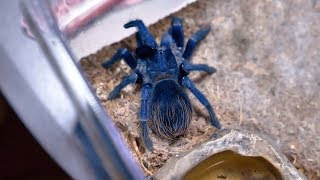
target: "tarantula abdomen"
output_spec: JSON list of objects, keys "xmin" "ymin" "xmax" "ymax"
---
[{"xmin": 149, "ymin": 79, "xmax": 192, "ymax": 140}]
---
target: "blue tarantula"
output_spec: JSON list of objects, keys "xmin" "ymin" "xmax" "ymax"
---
[{"xmin": 102, "ymin": 17, "xmax": 221, "ymax": 150}]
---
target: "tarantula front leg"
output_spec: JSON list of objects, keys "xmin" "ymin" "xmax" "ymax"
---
[
  {"xmin": 160, "ymin": 32, "xmax": 174, "ymax": 47},
  {"xmin": 124, "ymin": 20, "xmax": 157, "ymax": 48},
  {"xmin": 169, "ymin": 17, "xmax": 185, "ymax": 48},
  {"xmin": 135, "ymin": 32, "xmax": 142, "ymax": 47},
  {"xmin": 101, "ymin": 48, "xmax": 136, "ymax": 69},
  {"xmin": 182, "ymin": 76, "xmax": 221, "ymax": 129},
  {"xmin": 140, "ymin": 84, "xmax": 153, "ymax": 150},
  {"xmin": 108, "ymin": 73, "xmax": 139, "ymax": 100},
  {"xmin": 183, "ymin": 25, "xmax": 211, "ymax": 60},
  {"xmin": 182, "ymin": 63, "xmax": 217, "ymax": 74}
]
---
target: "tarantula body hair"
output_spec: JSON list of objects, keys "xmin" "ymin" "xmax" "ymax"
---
[
  {"xmin": 102, "ymin": 17, "xmax": 221, "ymax": 150},
  {"xmin": 149, "ymin": 79, "xmax": 192, "ymax": 140}
]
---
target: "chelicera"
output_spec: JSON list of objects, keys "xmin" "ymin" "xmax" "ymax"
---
[{"xmin": 102, "ymin": 17, "xmax": 221, "ymax": 150}]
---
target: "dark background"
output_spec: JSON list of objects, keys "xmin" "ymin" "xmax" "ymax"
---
[{"xmin": 0, "ymin": 93, "xmax": 70, "ymax": 179}]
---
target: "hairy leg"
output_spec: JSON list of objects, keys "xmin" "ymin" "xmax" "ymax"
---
[
  {"xmin": 108, "ymin": 73, "xmax": 139, "ymax": 100},
  {"xmin": 124, "ymin": 20, "xmax": 157, "ymax": 48},
  {"xmin": 182, "ymin": 76, "xmax": 221, "ymax": 129},
  {"xmin": 140, "ymin": 84, "xmax": 153, "ymax": 150},
  {"xmin": 101, "ymin": 48, "xmax": 136, "ymax": 69},
  {"xmin": 169, "ymin": 17, "xmax": 184, "ymax": 48},
  {"xmin": 160, "ymin": 32, "xmax": 174, "ymax": 47},
  {"xmin": 136, "ymin": 32, "xmax": 142, "ymax": 47},
  {"xmin": 182, "ymin": 63, "xmax": 217, "ymax": 74},
  {"xmin": 183, "ymin": 25, "xmax": 211, "ymax": 60}
]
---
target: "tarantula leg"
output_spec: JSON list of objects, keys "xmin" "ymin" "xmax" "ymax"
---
[
  {"xmin": 101, "ymin": 48, "xmax": 136, "ymax": 69},
  {"xmin": 182, "ymin": 63, "xmax": 217, "ymax": 74},
  {"xmin": 135, "ymin": 32, "xmax": 142, "ymax": 47},
  {"xmin": 124, "ymin": 20, "xmax": 157, "ymax": 48},
  {"xmin": 108, "ymin": 73, "xmax": 138, "ymax": 100},
  {"xmin": 169, "ymin": 17, "xmax": 184, "ymax": 48},
  {"xmin": 140, "ymin": 84, "xmax": 153, "ymax": 150},
  {"xmin": 160, "ymin": 32, "xmax": 174, "ymax": 47},
  {"xmin": 182, "ymin": 76, "xmax": 221, "ymax": 129},
  {"xmin": 182, "ymin": 25, "xmax": 211, "ymax": 60}
]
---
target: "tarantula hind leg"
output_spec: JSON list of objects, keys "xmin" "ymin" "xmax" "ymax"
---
[
  {"xmin": 101, "ymin": 48, "xmax": 136, "ymax": 69},
  {"xmin": 140, "ymin": 84, "xmax": 153, "ymax": 150},
  {"xmin": 182, "ymin": 76, "xmax": 221, "ymax": 129},
  {"xmin": 183, "ymin": 25, "xmax": 211, "ymax": 60},
  {"xmin": 108, "ymin": 73, "xmax": 138, "ymax": 100}
]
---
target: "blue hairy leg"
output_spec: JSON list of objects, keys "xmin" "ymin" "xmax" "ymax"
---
[
  {"xmin": 160, "ymin": 32, "xmax": 174, "ymax": 48},
  {"xmin": 108, "ymin": 73, "xmax": 139, "ymax": 100},
  {"xmin": 182, "ymin": 63, "xmax": 217, "ymax": 74},
  {"xmin": 125, "ymin": 20, "xmax": 157, "ymax": 48},
  {"xmin": 101, "ymin": 48, "xmax": 136, "ymax": 69},
  {"xmin": 140, "ymin": 84, "xmax": 153, "ymax": 150},
  {"xmin": 183, "ymin": 25, "xmax": 211, "ymax": 60},
  {"xmin": 182, "ymin": 76, "xmax": 221, "ymax": 129},
  {"xmin": 135, "ymin": 32, "xmax": 142, "ymax": 47},
  {"xmin": 169, "ymin": 17, "xmax": 184, "ymax": 48}
]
